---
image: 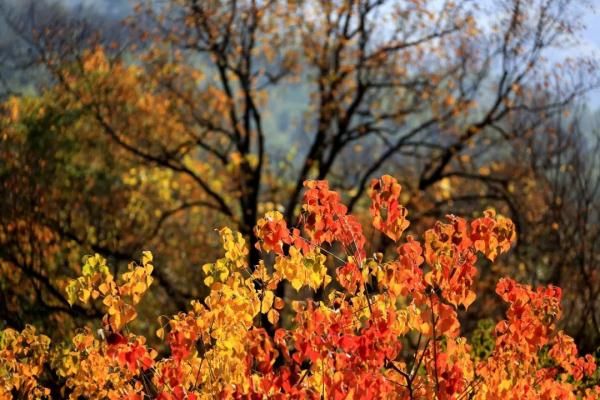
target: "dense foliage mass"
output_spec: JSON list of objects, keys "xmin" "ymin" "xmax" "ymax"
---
[{"xmin": 1, "ymin": 176, "xmax": 598, "ymax": 399}]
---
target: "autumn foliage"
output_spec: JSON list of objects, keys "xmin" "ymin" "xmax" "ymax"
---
[{"xmin": 0, "ymin": 175, "xmax": 597, "ymax": 399}]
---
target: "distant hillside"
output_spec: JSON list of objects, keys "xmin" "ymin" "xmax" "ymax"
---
[
  {"xmin": 60, "ymin": 0, "xmax": 132, "ymax": 18},
  {"xmin": 0, "ymin": 0, "xmax": 129, "ymax": 97}
]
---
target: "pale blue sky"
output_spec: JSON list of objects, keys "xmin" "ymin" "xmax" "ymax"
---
[{"xmin": 581, "ymin": 3, "xmax": 600, "ymax": 108}]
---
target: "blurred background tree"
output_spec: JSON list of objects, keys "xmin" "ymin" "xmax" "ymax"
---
[{"xmin": 0, "ymin": 0, "xmax": 599, "ymax": 352}]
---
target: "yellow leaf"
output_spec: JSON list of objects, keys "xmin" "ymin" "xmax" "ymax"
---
[
  {"xmin": 290, "ymin": 278, "xmax": 303, "ymax": 291},
  {"xmin": 79, "ymin": 288, "xmax": 91, "ymax": 303},
  {"xmin": 261, "ymin": 290, "xmax": 274, "ymax": 313},
  {"xmin": 499, "ymin": 379, "xmax": 512, "ymax": 391},
  {"xmin": 98, "ymin": 282, "xmax": 111, "ymax": 295},
  {"xmin": 142, "ymin": 250, "xmax": 153, "ymax": 265}
]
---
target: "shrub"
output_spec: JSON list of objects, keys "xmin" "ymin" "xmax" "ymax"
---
[{"xmin": 1, "ymin": 176, "xmax": 597, "ymax": 399}]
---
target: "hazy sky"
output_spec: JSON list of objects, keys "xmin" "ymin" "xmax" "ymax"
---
[
  {"xmin": 61, "ymin": 0, "xmax": 600, "ymax": 109},
  {"xmin": 581, "ymin": 4, "xmax": 600, "ymax": 107}
]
